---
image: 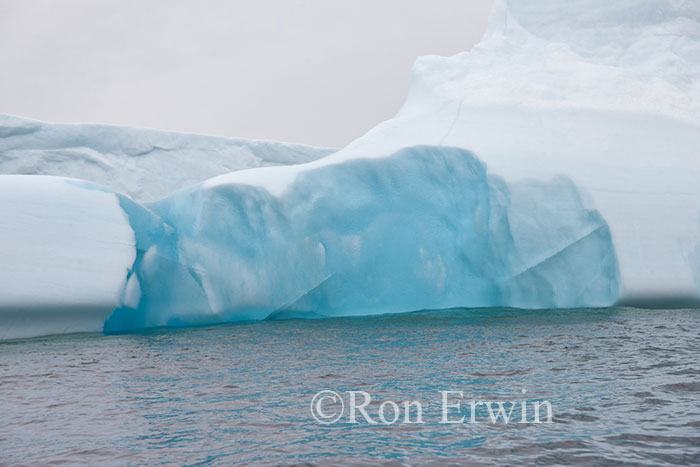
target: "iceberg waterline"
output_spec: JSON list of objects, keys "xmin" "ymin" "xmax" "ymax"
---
[{"xmin": 2, "ymin": 0, "xmax": 699, "ymax": 338}]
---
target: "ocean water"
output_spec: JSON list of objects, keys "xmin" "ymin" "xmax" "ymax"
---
[{"xmin": 1, "ymin": 307, "xmax": 698, "ymax": 466}]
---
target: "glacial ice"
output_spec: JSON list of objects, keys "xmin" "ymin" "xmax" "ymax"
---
[
  {"xmin": 1, "ymin": 0, "xmax": 699, "ymax": 339},
  {"xmin": 0, "ymin": 145, "xmax": 618, "ymax": 339},
  {"xmin": 0, "ymin": 114, "xmax": 335, "ymax": 202},
  {"xmin": 104, "ymin": 146, "xmax": 618, "ymax": 332}
]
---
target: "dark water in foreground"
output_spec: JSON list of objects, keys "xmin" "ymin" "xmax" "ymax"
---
[{"xmin": 1, "ymin": 307, "xmax": 699, "ymax": 466}]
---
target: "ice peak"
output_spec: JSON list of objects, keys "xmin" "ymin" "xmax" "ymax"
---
[{"xmin": 404, "ymin": 0, "xmax": 700, "ymax": 125}]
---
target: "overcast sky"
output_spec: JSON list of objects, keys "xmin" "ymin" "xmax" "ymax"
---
[{"xmin": 0, "ymin": 0, "xmax": 494, "ymax": 147}]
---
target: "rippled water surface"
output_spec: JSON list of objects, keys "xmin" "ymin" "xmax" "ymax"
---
[{"xmin": 1, "ymin": 307, "xmax": 699, "ymax": 465}]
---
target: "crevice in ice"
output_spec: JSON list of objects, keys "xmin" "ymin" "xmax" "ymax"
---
[
  {"xmin": 131, "ymin": 145, "xmax": 176, "ymax": 158},
  {"xmin": 439, "ymin": 101, "xmax": 463, "ymax": 146}
]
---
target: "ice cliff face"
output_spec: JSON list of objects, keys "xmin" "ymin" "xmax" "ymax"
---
[
  {"xmin": 0, "ymin": 114, "xmax": 335, "ymax": 202},
  {"xmin": 105, "ymin": 146, "xmax": 617, "ymax": 332},
  {"xmin": 2, "ymin": 0, "xmax": 698, "ymax": 339}
]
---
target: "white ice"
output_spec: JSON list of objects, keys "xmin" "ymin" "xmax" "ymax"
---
[{"xmin": 0, "ymin": 176, "xmax": 135, "ymax": 339}]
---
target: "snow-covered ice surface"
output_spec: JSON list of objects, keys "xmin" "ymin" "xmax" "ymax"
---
[
  {"xmin": 0, "ymin": 114, "xmax": 335, "ymax": 202},
  {"xmin": 1, "ymin": 0, "xmax": 699, "ymax": 339}
]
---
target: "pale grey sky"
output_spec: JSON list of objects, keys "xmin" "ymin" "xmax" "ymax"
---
[{"xmin": 0, "ymin": 0, "xmax": 494, "ymax": 147}]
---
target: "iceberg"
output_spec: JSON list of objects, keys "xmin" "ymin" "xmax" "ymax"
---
[
  {"xmin": 0, "ymin": 114, "xmax": 335, "ymax": 201},
  {"xmin": 0, "ymin": 147, "xmax": 618, "ymax": 339},
  {"xmin": 1, "ymin": 0, "xmax": 698, "ymax": 339}
]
